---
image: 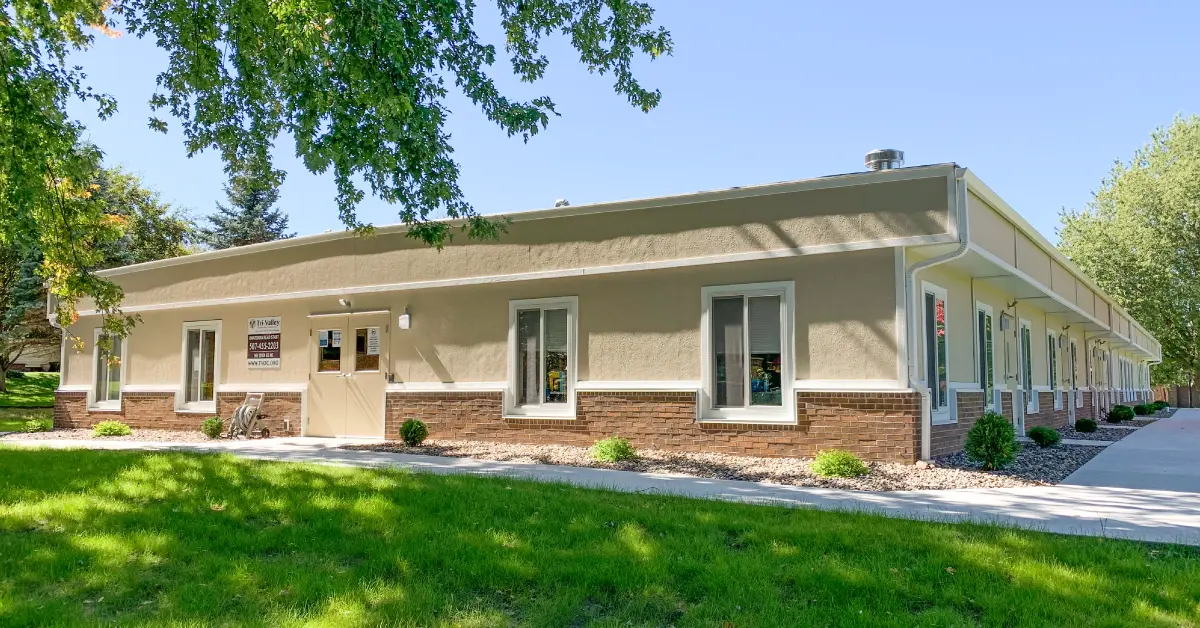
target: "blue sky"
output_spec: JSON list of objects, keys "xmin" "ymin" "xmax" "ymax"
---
[{"xmin": 69, "ymin": 1, "xmax": 1199, "ymax": 244}]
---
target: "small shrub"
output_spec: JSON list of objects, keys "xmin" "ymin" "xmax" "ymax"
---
[
  {"xmin": 1133, "ymin": 404, "xmax": 1150, "ymax": 416},
  {"xmin": 810, "ymin": 449, "xmax": 869, "ymax": 478},
  {"xmin": 591, "ymin": 436, "xmax": 637, "ymax": 463},
  {"xmin": 1027, "ymin": 426, "xmax": 1061, "ymax": 448},
  {"xmin": 201, "ymin": 416, "xmax": 224, "ymax": 439},
  {"xmin": 92, "ymin": 420, "xmax": 132, "ymax": 437},
  {"xmin": 964, "ymin": 410, "xmax": 1019, "ymax": 470},
  {"xmin": 399, "ymin": 419, "xmax": 428, "ymax": 446},
  {"xmin": 1075, "ymin": 418, "xmax": 1098, "ymax": 433},
  {"xmin": 1107, "ymin": 405, "xmax": 1134, "ymax": 423},
  {"xmin": 22, "ymin": 418, "xmax": 52, "ymax": 433},
  {"xmin": 1151, "ymin": 400, "xmax": 1169, "ymax": 411},
  {"xmin": 6, "ymin": 370, "xmax": 25, "ymax": 379}
]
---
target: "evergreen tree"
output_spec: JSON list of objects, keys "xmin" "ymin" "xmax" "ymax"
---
[{"xmin": 200, "ymin": 170, "xmax": 296, "ymax": 249}]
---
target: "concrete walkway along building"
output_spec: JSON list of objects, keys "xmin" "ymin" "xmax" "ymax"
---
[{"xmin": 54, "ymin": 153, "xmax": 1162, "ymax": 462}]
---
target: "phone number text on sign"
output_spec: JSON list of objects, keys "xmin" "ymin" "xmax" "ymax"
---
[{"xmin": 248, "ymin": 332, "xmax": 281, "ymax": 369}]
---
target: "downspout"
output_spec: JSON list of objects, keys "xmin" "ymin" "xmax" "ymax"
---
[
  {"xmin": 905, "ymin": 169, "xmax": 969, "ymax": 460},
  {"xmin": 45, "ymin": 284, "xmax": 68, "ymax": 393}
]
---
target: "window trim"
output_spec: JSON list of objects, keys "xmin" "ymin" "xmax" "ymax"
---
[
  {"xmin": 1019, "ymin": 318, "xmax": 1038, "ymax": 413},
  {"xmin": 1070, "ymin": 339, "xmax": 1082, "ymax": 408},
  {"xmin": 178, "ymin": 320, "xmax": 222, "ymax": 413},
  {"xmin": 89, "ymin": 328, "xmax": 127, "ymax": 411},
  {"xmin": 920, "ymin": 281, "xmax": 950, "ymax": 420},
  {"xmin": 505, "ymin": 296, "xmax": 578, "ymax": 419},
  {"xmin": 975, "ymin": 302, "xmax": 996, "ymax": 411},
  {"xmin": 700, "ymin": 281, "xmax": 795, "ymax": 424}
]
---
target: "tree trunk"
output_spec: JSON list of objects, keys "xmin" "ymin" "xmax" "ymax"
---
[{"xmin": 0, "ymin": 368, "xmax": 7, "ymax": 394}]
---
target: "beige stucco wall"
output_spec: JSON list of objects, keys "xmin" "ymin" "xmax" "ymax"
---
[
  {"xmin": 87, "ymin": 173, "xmax": 950, "ymax": 311},
  {"xmin": 64, "ymin": 249, "xmax": 899, "ymax": 389}
]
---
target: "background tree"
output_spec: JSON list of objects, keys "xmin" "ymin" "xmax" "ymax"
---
[
  {"xmin": 0, "ymin": 247, "xmax": 58, "ymax": 392},
  {"xmin": 1058, "ymin": 115, "xmax": 1200, "ymax": 389},
  {"xmin": 1, "ymin": 0, "xmax": 671, "ymax": 337},
  {"xmin": 199, "ymin": 167, "xmax": 295, "ymax": 249},
  {"xmin": 93, "ymin": 166, "xmax": 196, "ymax": 267}
]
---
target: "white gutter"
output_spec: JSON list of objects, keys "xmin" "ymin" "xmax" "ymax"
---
[
  {"xmin": 905, "ymin": 169, "xmax": 970, "ymax": 460},
  {"xmin": 45, "ymin": 284, "xmax": 68, "ymax": 389}
]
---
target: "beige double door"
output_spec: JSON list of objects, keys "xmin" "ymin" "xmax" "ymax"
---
[{"xmin": 308, "ymin": 313, "xmax": 389, "ymax": 437}]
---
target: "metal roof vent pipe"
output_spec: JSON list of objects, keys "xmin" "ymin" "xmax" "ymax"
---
[{"xmin": 865, "ymin": 149, "xmax": 904, "ymax": 171}]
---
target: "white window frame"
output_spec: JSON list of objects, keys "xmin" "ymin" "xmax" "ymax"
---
[
  {"xmin": 920, "ymin": 282, "xmax": 951, "ymax": 423},
  {"xmin": 700, "ymin": 281, "xmax": 795, "ymax": 424},
  {"xmin": 89, "ymin": 328, "xmax": 127, "ymax": 410},
  {"xmin": 178, "ymin": 320, "xmax": 222, "ymax": 413},
  {"xmin": 1049, "ymin": 333, "xmax": 1064, "ymax": 410},
  {"xmin": 505, "ymin": 296, "xmax": 578, "ymax": 419},
  {"xmin": 1019, "ymin": 319, "xmax": 1038, "ymax": 414},
  {"xmin": 1071, "ymin": 339, "xmax": 1082, "ymax": 408},
  {"xmin": 975, "ymin": 302, "xmax": 996, "ymax": 411}
]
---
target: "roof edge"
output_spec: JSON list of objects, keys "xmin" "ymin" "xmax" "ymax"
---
[{"xmin": 96, "ymin": 163, "xmax": 958, "ymax": 278}]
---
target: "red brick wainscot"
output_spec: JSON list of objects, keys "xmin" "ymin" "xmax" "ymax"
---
[
  {"xmin": 384, "ymin": 390, "xmax": 922, "ymax": 463},
  {"xmin": 54, "ymin": 391, "xmax": 300, "ymax": 436},
  {"xmin": 930, "ymin": 390, "xmax": 987, "ymax": 457},
  {"xmin": 1024, "ymin": 391, "xmax": 1070, "ymax": 431}
]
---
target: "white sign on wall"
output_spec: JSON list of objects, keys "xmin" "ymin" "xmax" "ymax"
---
[
  {"xmin": 248, "ymin": 316, "xmax": 281, "ymax": 334},
  {"xmin": 366, "ymin": 327, "xmax": 380, "ymax": 355},
  {"xmin": 330, "ymin": 329, "xmax": 342, "ymax": 348}
]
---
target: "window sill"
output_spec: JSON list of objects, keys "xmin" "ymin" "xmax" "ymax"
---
[
  {"xmin": 87, "ymin": 405, "xmax": 122, "ymax": 413},
  {"xmin": 502, "ymin": 413, "xmax": 576, "ymax": 421},
  {"xmin": 177, "ymin": 404, "xmax": 217, "ymax": 414},
  {"xmin": 698, "ymin": 409, "xmax": 794, "ymax": 425},
  {"xmin": 931, "ymin": 413, "xmax": 955, "ymax": 426}
]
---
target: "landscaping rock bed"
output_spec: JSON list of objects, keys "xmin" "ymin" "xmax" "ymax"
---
[
  {"xmin": 343, "ymin": 439, "xmax": 1104, "ymax": 491},
  {"xmin": 935, "ymin": 444, "xmax": 1103, "ymax": 484},
  {"xmin": 0, "ymin": 428, "xmax": 212, "ymax": 443},
  {"xmin": 1059, "ymin": 426, "xmax": 1131, "ymax": 442},
  {"xmin": 1126, "ymin": 418, "xmax": 1159, "ymax": 427}
]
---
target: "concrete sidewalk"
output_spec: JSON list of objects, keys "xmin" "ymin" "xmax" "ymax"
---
[
  {"xmin": 7, "ymin": 436, "xmax": 1200, "ymax": 546},
  {"xmin": 1064, "ymin": 408, "xmax": 1200, "ymax": 492}
]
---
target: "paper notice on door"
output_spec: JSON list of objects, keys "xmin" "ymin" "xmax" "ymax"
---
[
  {"xmin": 330, "ymin": 329, "xmax": 342, "ymax": 348},
  {"xmin": 318, "ymin": 330, "xmax": 328, "ymax": 348},
  {"xmin": 366, "ymin": 327, "xmax": 380, "ymax": 355}
]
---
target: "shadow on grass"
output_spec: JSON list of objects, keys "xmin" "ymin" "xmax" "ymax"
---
[{"xmin": 0, "ymin": 448, "xmax": 1197, "ymax": 627}]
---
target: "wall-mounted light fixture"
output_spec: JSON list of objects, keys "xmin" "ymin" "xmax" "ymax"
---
[
  {"xmin": 398, "ymin": 306, "xmax": 411, "ymax": 330},
  {"xmin": 999, "ymin": 312, "xmax": 1014, "ymax": 331},
  {"xmin": 338, "ymin": 298, "xmax": 352, "ymax": 308}
]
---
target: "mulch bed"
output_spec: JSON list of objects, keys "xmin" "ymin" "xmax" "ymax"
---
[{"xmin": 1, "ymin": 428, "xmax": 213, "ymax": 442}]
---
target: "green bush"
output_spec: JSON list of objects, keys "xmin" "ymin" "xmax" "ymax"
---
[
  {"xmin": 22, "ymin": 418, "xmax": 52, "ymax": 433},
  {"xmin": 1027, "ymin": 426, "xmax": 1061, "ymax": 448},
  {"xmin": 591, "ymin": 436, "xmax": 637, "ymax": 463},
  {"xmin": 201, "ymin": 416, "xmax": 224, "ymax": 439},
  {"xmin": 1107, "ymin": 405, "xmax": 1135, "ymax": 423},
  {"xmin": 1075, "ymin": 418, "xmax": 1098, "ymax": 433},
  {"xmin": 964, "ymin": 410, "xmax": 1019, "ymax": 470},
  {"xmin": 92, "ymin": 420, "xmax": 132, "ymax": 437},
  {"xmin": 399, "ymin": 419, "xmax": 429, "ymax": 446},
  {"xmin": 810, "ymin": 449, "xmax": 869, "ymax": 478},
  {"xmin": 1133, "ymin": 404, "xmax": 1150, "ymax": 416},
  {"xmin": 1151, "ymin": 400, "xmax": 1169, "ymax": 410},
  {"xmin": 6, "ymin": 370, "xmax": 25, "ymax": 379}
]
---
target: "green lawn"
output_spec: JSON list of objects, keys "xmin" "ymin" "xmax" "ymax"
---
[
  {"xmin": 1, "ymin": 450, "xmax": 1197, "ymax": 627},
  {"xmin": 0, "ymin": 408, "xmax": 52, "ymax": 433},
  {"xmin": 0, "ymin": 371, "xmax": 58, "ymax": 407}
]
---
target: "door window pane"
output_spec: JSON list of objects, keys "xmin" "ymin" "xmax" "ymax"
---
[
  {"xmin": 317, "ymin": 329, "xmax": 341, "ymax": 373},
  {"xmin": 186, "ymin": 328, "xmax": 218, "ymax": 402},
  {"xmin": 107, "ymin": 336, "xmax": 123, "ymax": 401},
  {"xmin": 924, "ymin": 292, "xmax": 947, "ymax": 409},
  {"xmin": 1021, "ymin": 326, "xmax": 1033, "ymax": 392},
  {"xmin": 355, "ymin": 327, "xmax": 380, "ymax": 371},
  {"xmin": 748, "ymin": 296, "xmax": 782, "ymax": 406},
  {"xmin": 712, "ymin": 296, "xmax": 744, "ymax": 407},
  {"xmin": 1048, "ymin": 335, "xmax": 1058, "ymax": 390},
  {"xmin": 516, "ymin": 309, "xmax": 540, "ymax": 406},
  {"xmin": 544, "ymin": 309, "xmax": 568, "ymax": 404},
  {"xmin": 977, "ymin": 311, "xmax": 994, "ymax": 398}
]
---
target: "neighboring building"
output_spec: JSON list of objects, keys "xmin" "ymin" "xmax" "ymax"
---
[
  {"xmin": 54, "ymin": 156, "xmax": 1161, "ymax": 461},
  {"xmin": 7, "ymin": 344, "xmax": 59, "ymax": 372}
]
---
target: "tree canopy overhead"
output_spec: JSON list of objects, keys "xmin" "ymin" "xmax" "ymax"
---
[
  {"xmin": 1058, "ymin": 115, "xmax": 1200, "ymax": 387},
  {"xmin": 1, "ymin": 0, "xmax": 672, "ymax": 330}
]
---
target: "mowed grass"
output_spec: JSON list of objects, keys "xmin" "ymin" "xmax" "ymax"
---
[
  {"xmin": 1, "ymin": 450, "xmax": 1198, "ymax": 627},
  {"xmin": 0, "ymin": 371, "xmax": 58, "ymax": 407},
  {"xmin": 0, "ymin": 408, "xmax": 53, "ymax": 433}
]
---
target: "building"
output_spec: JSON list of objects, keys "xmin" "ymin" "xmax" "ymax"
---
[{"xmin": 54, "ymin": 156, "xmax": 1161, "ymax": 462}]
